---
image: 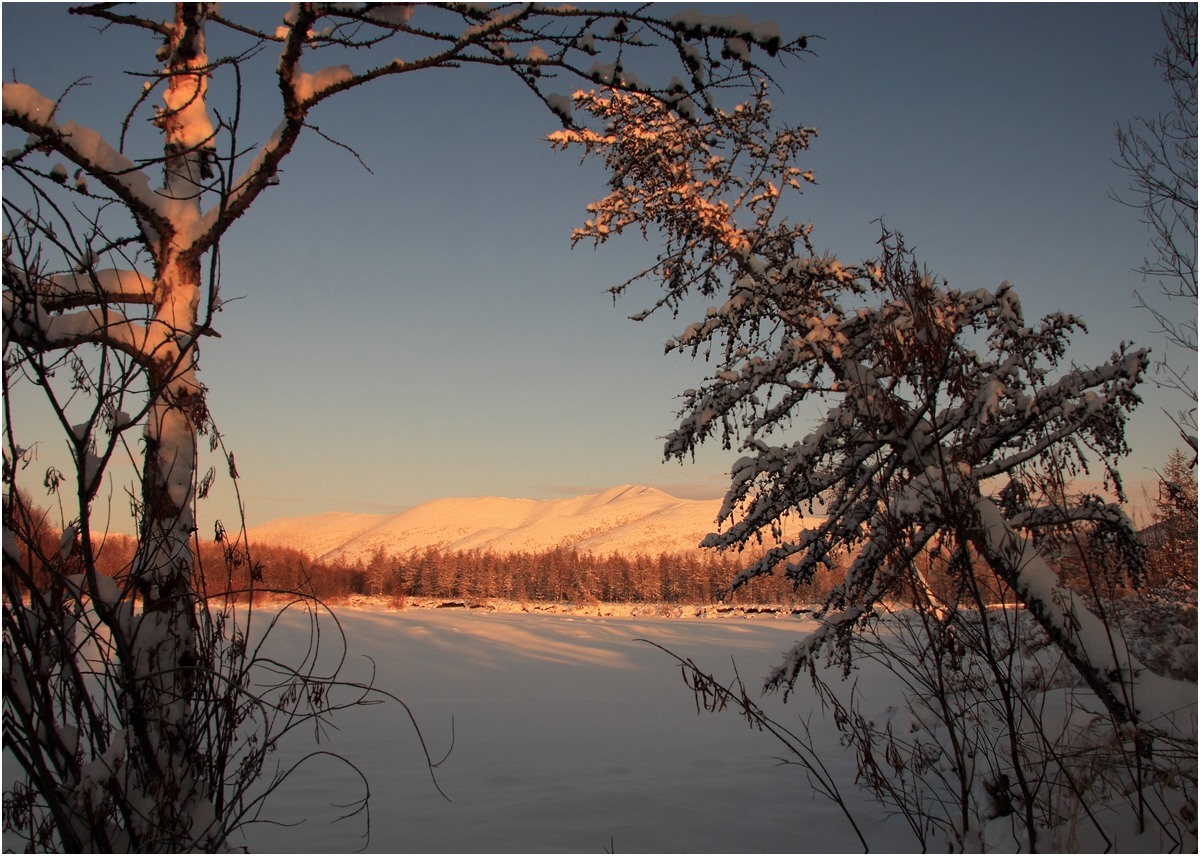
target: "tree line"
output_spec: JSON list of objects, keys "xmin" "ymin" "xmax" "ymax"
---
[
  {"xmin": 14, "ymin": 466, "xmax": 1193, "ymax": 610},
  {"xmin": 251, "ymin": 474, "xmax": 1198, "ymax": 609},
  {"xmin": 15, "ymin": 525, "xmax": 833, "ymax": 608},
  {"xmin": 250, "ymin": 542, "xmax": 837, "ymax": 607}
]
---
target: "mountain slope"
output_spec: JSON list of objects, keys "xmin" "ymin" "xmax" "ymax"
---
[
  {"xmin": 248, "ymin": 485, "xmax": 812, "ymax": 563},
  {"xmin": 247, "ymin": 510, "xmax": 385, "ymax": 561}
]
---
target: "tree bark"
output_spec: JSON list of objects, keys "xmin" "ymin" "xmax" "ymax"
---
[{"xmin": 122, "ymin": 4, "xmax": 217, "ymax": 846}]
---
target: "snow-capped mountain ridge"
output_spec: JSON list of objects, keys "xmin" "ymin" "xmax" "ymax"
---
[{"xmin": 248, "ymin": 484, "xmax": 814, "ymax": 564}]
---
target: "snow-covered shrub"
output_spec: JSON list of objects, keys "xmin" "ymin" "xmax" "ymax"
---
[
  {"xmin": 806, "ymin": 598, "xmax": 1196, "ymax": 851},
  {"xmin": 1109, "ymin": 582, "xmax": 1198, "ymax": 680}
]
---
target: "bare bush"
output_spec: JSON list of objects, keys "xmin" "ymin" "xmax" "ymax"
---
[{"xmin": 1114, "ymin": 2, "xmax": 1198, "ymax": 457}]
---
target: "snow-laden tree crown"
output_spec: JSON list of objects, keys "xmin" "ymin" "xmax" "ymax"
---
[{"xmin": 555, "ymin": 79, "xmax": 1187, "ymax": 730}]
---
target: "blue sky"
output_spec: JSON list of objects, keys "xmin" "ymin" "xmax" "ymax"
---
[{"xmin": 3, "ymin": 3, "xmax": 1191, "ymax": 532}]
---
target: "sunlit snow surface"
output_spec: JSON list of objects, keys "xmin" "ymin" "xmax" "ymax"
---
[
  {"xmin": 234, "ymin": 606, "xmax": 885, "ymax": 853},
  {"xmin": 245, "ymin": 485, "xmax": 824, "ymax": 564}
]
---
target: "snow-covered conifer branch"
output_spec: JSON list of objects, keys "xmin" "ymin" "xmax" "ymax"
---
[{"xmin": 967, "ymin": 496, "xmax": 1194, "ymax": 737}]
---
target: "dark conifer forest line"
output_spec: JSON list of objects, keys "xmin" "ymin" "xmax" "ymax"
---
[
  {"xmin": 19, "ymin": 509, "xmax": 1196, "ymax": 615},
  {"xmin": 62, "ymin": 535, "xmax": 829, "ymax": 607},
  {"xmin": 248, "ymin": 542, "xmax": 831, "ymax": 606}
]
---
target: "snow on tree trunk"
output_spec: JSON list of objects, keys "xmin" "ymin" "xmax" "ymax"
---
[
  {"xmin": 124, "ymin": 5, "xmax": 217, "ymax": 846},
  {"xmin": 969, "ymin": 495, "xmax": 1194, "ymax": 738}
]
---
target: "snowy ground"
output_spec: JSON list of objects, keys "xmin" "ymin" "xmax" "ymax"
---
[{"xmin": 232, "ymin": 604, "xmax": 899, "ymax": 853}]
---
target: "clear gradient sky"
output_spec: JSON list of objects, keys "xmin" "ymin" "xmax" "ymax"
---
[{"xmin": 3, "ymin": 3, "xmax": 1192, "ymax": 534}]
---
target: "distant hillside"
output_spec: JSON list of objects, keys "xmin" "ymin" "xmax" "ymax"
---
[{"xmin": 247, "ymin": 485, "xmax": 822, "ymax": 564}]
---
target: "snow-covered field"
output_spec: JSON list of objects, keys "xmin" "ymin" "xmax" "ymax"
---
[
  {"xmin": 233, "ymin": 604, "xmax": 890, "ymax": 853},
  {"xmin": 3, "ymin": 598, "xmax": 1191, "ymax": 853}
]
